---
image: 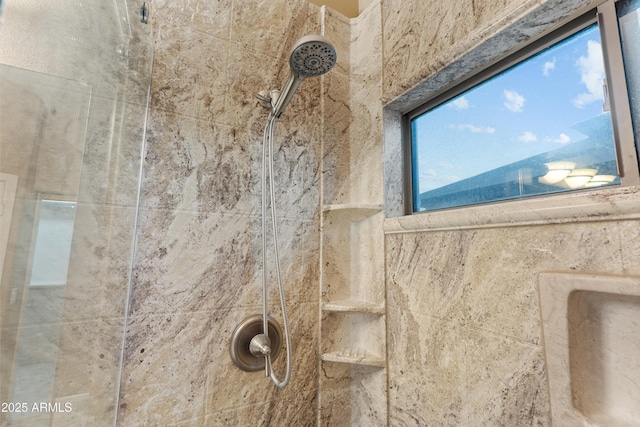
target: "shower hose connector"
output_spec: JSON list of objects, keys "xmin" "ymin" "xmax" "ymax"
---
[
  {"xmin": 269, "ymin": 89, "xmax": 281, "ymax": 113},
  {"xmin": 256, "ymin": 89, "xmax": 282, "ymax": 117}
]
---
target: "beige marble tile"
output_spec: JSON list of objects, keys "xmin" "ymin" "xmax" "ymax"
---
[
  {"xmin": 320, "ymin": 312, "xmax": 385, "ymax": 361},
  {"xmin": 204, "ymin": 303, "xmax": 319, "ymax": 421},
  {"xmin": 117, "ymin": 293, "xmax": 309, "ymax": 424},
  {"xmin": 51, "ymin": 318, "xmax": 125, "ymax": 426},
  {"xmin": 322, "ymin": 66, "xmax": 353, "ymax": 206},
  {"xmin": 387, "ymin": 309, "xmax": 467, "ymax": 426},
  {"xmin": 459, "ymin": 222, "xmax": 625, "ymax": 345},
  {"xmin": 118, "ymin": 312, "xmax": 211, "ymax": 424},
  {"xmin": 140, "ymin": 111, "xmax": 255, "ymax": 213},
  {"xmin": 141, "ymin": 108, "xmax": 321, "ymax": 220},
  {"xmin": 205, "ymin": 404, "xmax": 269, "ymax": 427},
  {"xmin": 385, "ymin": 232, "xmax": 471, "ymax": 323},
  {"xmin": 62, "ymin": 204, "xmax": 138, "ymax": 321},
  {"xmin": 131, "ymin": 208, "xmax": 319, "ymax": 316},
  {"xmin": 385, "ymin": 188, "xmax": 640, "ymax": 234},
  {"xmin": 319, "ymin": 363, "xmax": 351, "ymax": 426},
  {"xmin": 318, "ymin": 4, "xmax": 387, "ymax": 426},
  {"xmin": 387, "ymin": 219, "xmax": 629, "ymax": 348},
  {"xmin": 382, "ymin": 0, "xmax": 485, "ymax": 102},
  {"xmin": 258, "ymin": 114, "xmax": 323, "ymax": 221},
  {"xmin": 152, "ymin": 0, "xmax": 233, "ymax": 40},
  {"xmin": 150, "ymin": 27, "xmax": 231, "ymax": 120},
  {"xmin": 459, "ymin": 327, "xmax": 550, "ymax": 425},
  {"xmin": 385, "ymin": 215, "xmax": 640, "ymax": 425},
  {"xmin": 0, "ymin": 0, "xmax": 134, "ymax": 98},
  {"xmin": 618, "ymin": 220, "xmax": 640, "ymax": 275},
  {"xmin": 382, "ymin": 0, "xmax": 598, "ymax": 109},
  {"xmin": 124, "ymin": 1, "xmax": 327, "ymax": 420},
  {"xmin": 230, "ymin": 0, "xmax": 315, "ymax": 63},
  {"xmin": 321, "ymin": 10, "xmax": 353, "ymax": 207},
  {"xmin": 321, "ymin": 3, "xmax": 384, "ymax": 208},
  {"xmin": 347, "ymin": 2, "xmax": 383, "ymax": 206},
  {"xmin": 131, "ymin": 209, "xmax": 259, "ymax": 315},
  {"xmin": 77, "ymin": 96, "xmax": 147, "ymax": 207},
  {"xmin": 387, "ymin": 307, "xmax": 550, "ymax": 426},
  {"xmin": 320, "ymin": 363, "xmax": 386, "ymax": 426},
  {"xmin": 322, "ymin": 211, "xmax": 385, "ymax": 304}
]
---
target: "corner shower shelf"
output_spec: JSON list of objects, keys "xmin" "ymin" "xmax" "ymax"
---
[
  {"xmin": 322, "ymin": 203, "xmax": 383, "ymax": 222},
  {"xmin": 321, "ymin": 351, "xmax": 385, "ymax": 368},
  {"xmin": 322, "ymin": 300, "xmax": 385, "ymax": 315}
]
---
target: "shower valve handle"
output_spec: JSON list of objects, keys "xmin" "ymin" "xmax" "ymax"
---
[{"xmin": 249, "ymin": 333, "xmax": 272, "ymax": 357}]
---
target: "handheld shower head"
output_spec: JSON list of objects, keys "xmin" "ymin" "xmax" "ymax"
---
[
  {"xmin": 271, "ymin": 35, "xmax": 336, "ymax": 118},
  {"xmin": 290, "ymin": 34, "xmax": 337, "ymax": 78}
]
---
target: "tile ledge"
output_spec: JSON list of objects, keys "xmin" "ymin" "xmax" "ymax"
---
[{"xmin": 384, "ymin": 186, "xmax": 640, "ymax": 234}]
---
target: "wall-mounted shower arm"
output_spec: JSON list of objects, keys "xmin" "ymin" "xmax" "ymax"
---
[
  {"xmin": 256, "ymin": 91, "xmax": 272, "ymax": 108},
  {"xmin": 256, "ymin": 89, "xmax": 283, "ymax": 111}
]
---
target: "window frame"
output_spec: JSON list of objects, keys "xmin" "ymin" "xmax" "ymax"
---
[{"xmin": 402, "ymin": 0, "xmax": 639, "ymax": 215}]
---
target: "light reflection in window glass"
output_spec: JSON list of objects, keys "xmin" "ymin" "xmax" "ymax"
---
[
  {"xmin": 411, "ymin": 24, "xmax": 619, "ymax": 212},
  {"xmin": 29, "ymin": 199, "xmax": 76, "ymax": 286}
]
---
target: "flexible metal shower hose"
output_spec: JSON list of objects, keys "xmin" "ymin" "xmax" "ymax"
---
[{"xmin": 260, "ymin": 113, "xmax": 292, "ymax": 388}]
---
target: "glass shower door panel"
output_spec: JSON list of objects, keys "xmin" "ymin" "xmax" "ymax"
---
[{"xmin": 0, "ymin": 0, "xmax": 152, "ymax": 425}]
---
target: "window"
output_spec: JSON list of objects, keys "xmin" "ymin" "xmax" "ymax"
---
[
  {"xmin": 405, "ymin": 0, "xmax": 640, "ymax": 213},
  {"xmin": 28, "ymin": 198, "xmax": 76, "ymax": 286}
]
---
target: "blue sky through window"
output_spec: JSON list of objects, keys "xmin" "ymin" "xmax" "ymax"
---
[{"xmin": 412, "ymin": 24, "xmax": 613, "ymax": 197}]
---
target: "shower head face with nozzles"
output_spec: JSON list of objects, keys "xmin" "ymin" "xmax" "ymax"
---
[
  {"xmin": 289, "ymin": 35, "xmax": 337, "ymax": 78},
  {"xmin": 271, "ymin": 34, "xmax": 337, "ymax": 118}
]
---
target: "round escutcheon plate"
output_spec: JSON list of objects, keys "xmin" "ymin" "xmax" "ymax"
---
[{"xmin": 229, "ymin": 314, "xmax": 283, "ymax": 372}]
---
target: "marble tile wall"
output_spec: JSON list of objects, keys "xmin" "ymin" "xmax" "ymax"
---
[
  {"xmin": 381, "ymin": 0, "xmax": 640, "ymax": 425},
  {"xmin": 385, "ymin": 220, "xmax": 640, "ymax": 425},
  {"xmin": 322, "ymin": 1, "xmax": 383, "ymax": 207},
  {"xmin": 382, "ymin": 0, "xmax": 600, "ymax": 111},
  {"xmin": 117, "ymin": 0, "xmax": 331, "ymax": 424}
]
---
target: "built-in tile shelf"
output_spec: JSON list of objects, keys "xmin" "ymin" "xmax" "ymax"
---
[
  {"xmin": 322, "ymin": 300, "xmax": 385, "ymax": 314},
  {"xmin": 321, "ymin": 350, "xmax": 385, "ymax": 368},
  {"xmin": 322, "ymin": 203, "xmax": 383, "ymax": 222}
]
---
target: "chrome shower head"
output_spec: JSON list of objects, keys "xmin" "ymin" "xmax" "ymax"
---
[
  {"xmin": 271, "ymin": 35, "xmax": 336, "ymax": 118},
  {"xmin": 289, "ymin": 35, "xmax": 337, "ymax": 78}
]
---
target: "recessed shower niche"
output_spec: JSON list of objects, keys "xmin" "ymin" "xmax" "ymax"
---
[
  {"xmin": 569, "ymin": 290, "xmax": 640, "ymax": 425},
  {"xmin": 539, "ymin": 273, "xmax": 640, "ymax": 427}
]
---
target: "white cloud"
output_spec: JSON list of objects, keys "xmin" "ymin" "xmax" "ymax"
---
[
  {"xmin": 457, "ymin": 124, "xmax": 496, "ymax": 134},
  {"xmin": 553, "ymin": 133, "xmax": 571, "ymax": 144},
  {"xmin": 518, "ymin": 131, "xmax": 537, "ymax": 143},
  {"xmin": 503, "ymin": 90, "xmax": 526, "ymax": 112},
  {"xmin": 543, "ymin": 58, "xmax": 556, "ymax": 76},
  {"xmin": 573, "ymin": 40, "xmax": 605, "ymax": 108},
  {"xmin": 450, "ymin": 96, "xmax": 470, "ymax": 110}
]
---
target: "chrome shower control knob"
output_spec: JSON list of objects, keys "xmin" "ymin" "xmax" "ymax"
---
[
  {"xmin": 249, "ymin": 334, "xmax": 272, "ymax": 356},
  {"xmin": 229, "ymin": 315, "xmax": 283, "ymax": 372}
]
